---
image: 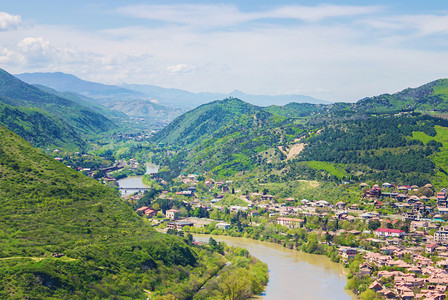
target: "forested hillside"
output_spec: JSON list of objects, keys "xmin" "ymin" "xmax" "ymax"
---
[
  {"xmin": 0, "ymin": 125, "xmax": 231, "ymax": 299},
  {"xmin": 152, "ymin": 79, "xmax": 448, "ymax": 187},
  {"xmin": 0, "ymin": 102, "xmax": 86, "ymax": 150},
  {"xmin": 0, "ymin": 68, "xmax": 115, "ymax": 135}
]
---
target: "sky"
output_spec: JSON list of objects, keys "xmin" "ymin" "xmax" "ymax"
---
[{"xmin": 0, "ymin": 0, "xmax": 448, "ymax": 102}]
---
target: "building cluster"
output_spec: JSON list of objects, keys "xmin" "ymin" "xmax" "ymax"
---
[{"xmin": 364, "ymin": 243, "xmax": 448, "ymax": 299}]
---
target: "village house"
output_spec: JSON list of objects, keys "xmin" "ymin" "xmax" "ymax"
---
[
  {"xmin": 216, "ymin": 222, "xmax": 231, "ymax": 230},
  {"xmin": 175, "ymin": 190, "xmax": 195, "ymax": 197},
  {"xmin": 338, "ymin": 247, "xmax": 357, "ymax": 262},
  {"xmin": 437, "ymin": 192, "xmax": 447, "ymax": 208},
  {"xmin": 144, "ymin": 208, "xmax": 157, "ymax": 217},
  {"xmin": 250, "ymin": 210, "xmax": 259, "ymax": 217},
  {"xmin": 261, "ymin": 194, "xmax": 274, "ymax": 201},
  {"xmin": 166, "ymin": 209, "xmax": 181, "ymax": 220},
  {"xmin": 374, "ymin": 228, "xmax": 405, "ymax": 238},
  {"xmin": 410, "ymin": 220, "xmax": 428, "ymax": 232},
  {"xmin": 435, "ymin": 227, "xmax": 448, "ymax": 244},
  {"xmin": 222, "ymin": 185, "xmax": 230, "ymax": 193},
  {"xmin": 276, "ymin": 217, "xmax": 304, "ymax": 229},
  {"xmin": 426, "ymin": 243, "xmax": 438, "ymax": 253},
  {"xmin": 334, "ymin": 201, "xmax": 347, "ymax": 209},
  {"xmin": 166, "ymin": 221, "xmax": 193, "ymax": 231}
]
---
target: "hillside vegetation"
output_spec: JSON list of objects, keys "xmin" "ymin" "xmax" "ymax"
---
[
  {"xmin": 0, "ymin": 102, "xmax": 86, "ymax": 150},
  {"xmin": 0, "ymin": 68, "xmax": 115, "ymax": 137},
  {"xmin": 0, "ymin": 125, "xmax": 228, "ymax": 299},
  {"xmin": 152, "ymin": 79, "xmax": 448, "ymax": 188}
]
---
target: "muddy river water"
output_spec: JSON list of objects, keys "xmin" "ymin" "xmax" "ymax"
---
[{"xmin": 194, "ymin": 234, "xmax": 356, "ymax": 300}]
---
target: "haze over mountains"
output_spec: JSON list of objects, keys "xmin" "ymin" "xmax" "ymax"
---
[{"xmin": 16, "ymin": 72, "xmax": 328, "ymax": 108}]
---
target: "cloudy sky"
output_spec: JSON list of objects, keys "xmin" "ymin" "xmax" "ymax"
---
[{"xmin": 1, "ymin": 0, "xmax": 448, "ymax": 102}]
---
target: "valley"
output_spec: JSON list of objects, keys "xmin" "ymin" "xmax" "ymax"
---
[{"xmin": 3, "ymin": 67, "xmax": 448, "ymax": 299}]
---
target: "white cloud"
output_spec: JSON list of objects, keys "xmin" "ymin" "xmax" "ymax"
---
[
  {"xmin": 260, "ymin": 4, "xmax": 381, "ymax": 22},
  {"xmin": 0, "ymin": 12, "xmax": 21, "ymax": 31},
  {"xmin": 116, "ymin": 4, "xmax": 381, "ymax": 28},
  {"xmin": 167, "ymin": 64, "xmax": 195, "ymax": 74},
  {"xmin": 1, "ymin": 3, "xmax": 448, "ymax": 101}
]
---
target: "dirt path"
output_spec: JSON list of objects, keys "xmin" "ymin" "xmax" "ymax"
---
[{"xmin": 278, "ymin": 143, "xmax": 306, "ymax": 160}]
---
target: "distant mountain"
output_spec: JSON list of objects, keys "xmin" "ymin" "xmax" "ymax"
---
[
  {"xmin": 16, "ymin": 72, "xmax": 188, "ymax": 126},
  {"xmin": 16, "ymin": 72, "xmax": 141, "ymax": 98},
  {"xmin": 33, "ymin": 84, "xmax": 128, "ymax": 120},
  {"xmin": 16, "ymin": 72, "xmax": 328, "ymax": 109},
  {"xmin": 0, "ymin": 69, "xmax": 115, "ymax": 135},
  {"xmin": 122, "ymin": 84, "xmax": 328, "ymax": 107}
]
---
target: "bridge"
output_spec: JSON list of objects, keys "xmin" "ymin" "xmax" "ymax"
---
[{"xmin": 118, "ymin": 187, "xmax": 151, "ymax": 191}]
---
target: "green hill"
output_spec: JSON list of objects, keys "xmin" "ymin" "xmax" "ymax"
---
[
  {"xmin": 0, "ymin": 101, "xmax": 86, "ymax": 150},
  {"xmin": 154, "ymin": 98, "xmax": 267, "ymax": 146},
  {"xmin": 353, "ymin": 79, "xmax": 448, "ymax": 113},
  {"xmin": 0, "ymin": 125, "xmax": 223, "ymax": 299},
  {"xmin": 151, "ymin": 79, "xmax": 448, "ymax": 186},
  {"xmin": 0, "ymin": 68, "xmax": 115, "ymax": 135}
]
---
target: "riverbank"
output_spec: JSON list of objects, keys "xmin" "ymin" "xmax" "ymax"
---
[
  {"xmin": 193, "ymin": 234, "xmax": 355, "ymax": 300},
  {"xmin": 191, "ymin": 238, "xmax": 269, "ymax": 299},
  {"xmin": 116, "ymin": 163, "xmax": 159, "ymax": 196}
]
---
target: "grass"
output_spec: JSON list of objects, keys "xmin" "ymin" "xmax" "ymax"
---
[
  {"xmin": 411, "ymin": 126, "xmax": 448, "ymax": 188},
  {"xmin": 433, "ymin": 79, "xmax": 448, "ymax": 100},
  {"xmin": 305, "ymin": 161, "xmax": 348, "ymax": 180}
]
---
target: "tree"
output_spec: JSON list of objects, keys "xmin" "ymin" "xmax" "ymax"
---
[
  {"xmin": 152, "ymin": 203, "xmax": 160, "ymax": 211},
  {"xmin": 217, "ymin": 268, "xmax": 252, "ymax": 300},
  {"xmin": 368, "ymin": 219, "xmax": 381, "ymax": 231}
]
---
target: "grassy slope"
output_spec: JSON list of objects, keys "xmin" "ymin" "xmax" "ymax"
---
[
  {"xmin": 305, "ymin": 161, "xmax": 348, "ymax": 180},
  {"xmin": 410, "ymin": 125, "xmax": 448, "ymax": 187},
  {"xmin": 0, "ymin": 101, "xmax": 86, "ymax": 150},
  {"xmin": 0, "ymin": 125, "xmax": 211, "ymax": 299}
]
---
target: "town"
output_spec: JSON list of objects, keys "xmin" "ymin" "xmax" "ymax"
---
[{"xmin": 128, "ymin": 173, "xmax": 448, "ymax": 299}]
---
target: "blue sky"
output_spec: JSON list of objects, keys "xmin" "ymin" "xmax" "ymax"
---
[{"xmin": 1, "ymin": 0, "xmax": 448, "ymax": 101}]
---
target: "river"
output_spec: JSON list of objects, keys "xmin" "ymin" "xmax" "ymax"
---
[
  {"xmin": 194, "ymin": 234, "xmax": 355, "ymax": 300},
  {"xmin": 117, "ymin": 163, "xmax": 159, "ymax": 196}
]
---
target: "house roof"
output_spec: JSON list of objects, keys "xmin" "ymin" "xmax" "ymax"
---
[
  {"xmin": 374, "ymin": 228, "xmax": 405, "ymax": 233},
  {"xmin": 276, "ymin": 217, "xmax": 304, "ymax": 222}
]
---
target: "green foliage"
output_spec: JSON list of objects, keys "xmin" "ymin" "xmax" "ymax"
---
[
  {"xmin": 0, "ymin": 68, "xmax": 115, "ymax": 135},
  {"xmin": 0, "ymin": 126, "xmax": 232, "ymax": 299},
  {"xmin": 0, "ymin": 102, "xmax": 86, "ymax": 150},
  {"xmin": 194, "ymin": 244, "xmax": 268, "ymax": 300},
  {"xmin": 305, "ymin": 161, "xmax": 348, "ymax": 180}
]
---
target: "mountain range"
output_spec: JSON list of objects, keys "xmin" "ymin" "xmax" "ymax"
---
[
  {"xmin": 16, "ymin": 72, "xmax": 327, "ymax": 109},
  {"xmin": 0, "ymin": 69, "xmax": 118, "ymax": 150}
]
